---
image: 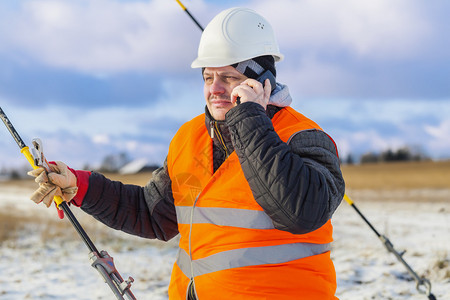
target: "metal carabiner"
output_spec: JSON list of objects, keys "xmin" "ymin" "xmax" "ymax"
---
[{"xmin": 31, "ymin": 138, "xmax": 51, "ymax": 171}]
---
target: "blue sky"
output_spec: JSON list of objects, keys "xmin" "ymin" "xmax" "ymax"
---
[{"xmin": 1, "ymin": 0, "xmax": 449, "ymax": 170}]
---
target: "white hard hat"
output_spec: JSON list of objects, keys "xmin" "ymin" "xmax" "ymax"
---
[{"xmin": 191, "ymin": 7, "xmax": 284, "ymax": 68}]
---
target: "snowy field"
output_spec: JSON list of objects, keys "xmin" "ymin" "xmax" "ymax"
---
[{"xmin": 0, "ymin": 183, "xmax": 449, "ymax": 300}]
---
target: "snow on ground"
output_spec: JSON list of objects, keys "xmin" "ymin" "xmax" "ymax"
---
[
  {"xmin": 0, "ymin": 183, "xmax": 449, "ymax": 299},
  {"xmin": 332, "ymin": 189, "xmax": 449, "ymax": 299}
]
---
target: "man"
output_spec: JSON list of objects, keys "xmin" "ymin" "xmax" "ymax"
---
[{"xmin": 29, "ymin": 7, "xmax": 345, "ymax": 300}]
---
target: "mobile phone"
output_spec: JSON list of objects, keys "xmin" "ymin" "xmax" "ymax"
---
[
  {"xmin": 256, "ymin": 70, "xmax": 276, "ymax": 93},
  {"xmin": 236, "ymin": 70, "xmax": 276, "ymax": 104}
]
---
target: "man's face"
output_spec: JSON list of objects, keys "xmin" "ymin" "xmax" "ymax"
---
[{"xmin": 203, "ymin": 66, "xmax": 247, "ymax": 121}]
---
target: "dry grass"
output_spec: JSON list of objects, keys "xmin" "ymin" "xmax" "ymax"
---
[
  {"xmin": 341, "ymin": 160, "xmax": 450, "ymax": 190},
  {"xmin": 0, "ymin": 211, "xmax": 33, "ymax": 242},
  {"xmin": 101, "ymin": 171, "xmax": 155, "ymax": 186},
  {"xmin": 0, "ymin": 170, "xmax": 156, "ymax": 245},
  {"xmin": 0, "ymin": 204, "xmax": 176, "ymax": 250},
  {"xmin": 0, "ymin": 206, "xmax": 72, "ymax": 244}
]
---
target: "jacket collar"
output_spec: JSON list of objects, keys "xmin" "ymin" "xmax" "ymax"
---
[{"xmin": 203, "ymin": 83, "xmax": 291, "ymax": 152}]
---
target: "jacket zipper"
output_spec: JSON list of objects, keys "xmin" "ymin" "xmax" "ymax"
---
[
  {"xmin": 210, "ymin": 120, "xmax": 229, "ymax": 157},
  {"xmin": 187, "ymin": 194, "xmax": 200, "ymax": 300}
]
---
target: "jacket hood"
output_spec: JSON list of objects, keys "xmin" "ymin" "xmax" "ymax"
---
[{"xmin": 269, "ymin": 83, "xmax": 292, "ymax": 107}]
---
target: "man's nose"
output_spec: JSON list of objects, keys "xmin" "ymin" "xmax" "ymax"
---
[{"xmin": 210, "ymin": 77, "xmax": 226, "ymax": 95}]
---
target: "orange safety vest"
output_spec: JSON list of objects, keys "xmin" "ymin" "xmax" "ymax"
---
[{"xmin": 167, "ymin": 107, "xmax": 338, "ymax": 300}]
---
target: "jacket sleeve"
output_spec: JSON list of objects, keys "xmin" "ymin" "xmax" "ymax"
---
[
  {"xmin": 80, "ymin": 158, "xmax": 178, "ymax": 241},
  {"xmin": 225, "ymin": 102, "xmax": 345, "ymax": 234}
]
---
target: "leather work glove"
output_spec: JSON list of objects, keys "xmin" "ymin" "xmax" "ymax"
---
[{"xmin": 28, "ymin": 161, "xmax": 78, "ymax": 208}]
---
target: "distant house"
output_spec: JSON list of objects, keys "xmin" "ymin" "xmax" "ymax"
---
[{"xmin": 119, "ymin": 158, "xmax": 159, "ymax": 174}]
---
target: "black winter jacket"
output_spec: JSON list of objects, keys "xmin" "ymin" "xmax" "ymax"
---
[{"xmin": 80, "ymin": 93, "xmax": 345, "ymax": 241}]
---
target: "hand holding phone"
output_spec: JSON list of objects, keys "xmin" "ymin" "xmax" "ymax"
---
[{"xmin": 236, "ymin": 70, "xmax": 276, "ymax": 104}]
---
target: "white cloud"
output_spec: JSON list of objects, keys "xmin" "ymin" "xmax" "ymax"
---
[
  {"xmin": 293, "ymin": 98, "xmax": 450, "ymax": 127},
  {"xmin": 424, "ymin": 119, "xmax": 450, "ymax": 158},
  {"xmin": 1, "ymin": 0, "xmax": 200, "ymax": 73},
  {"xmin": 92, "ymin": 134, "xmax": 110, "ymax": 145},
  {"xmin": 278, "ymin": 56, "xmax": 353, "ymax": 98},
  {"xmin": 254, "ymin": 0, "xmax": 431, "ymax": 60},
  {"xmin": 425, "ymin": 119, "xmax": 450, "ymax": 139}
]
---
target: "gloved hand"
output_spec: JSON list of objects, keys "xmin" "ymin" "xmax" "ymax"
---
[{"xmin": 27, "ymin": 161, "xmax": 78, "ymax": 207}]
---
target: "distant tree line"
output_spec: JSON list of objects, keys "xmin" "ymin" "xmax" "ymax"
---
[
  {"xmin": 96, "ymin": 152, "xmax": 160, "ymax": 173},
  {"xmin": 343, "ymin": 146, "xmax": 430, "ymax": 164},
  {"xmin": 97, "ymin": 152, "xmax": 131, "ymax": 173}
]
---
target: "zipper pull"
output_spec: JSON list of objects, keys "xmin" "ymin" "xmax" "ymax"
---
[{"xmin": 210, "ymin": 121, "xmax": 215, "ymax": 139}]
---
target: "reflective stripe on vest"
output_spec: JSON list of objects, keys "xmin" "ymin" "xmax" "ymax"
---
[
  {"xmin": 176, "ymin": 242, "xmax": 331, "ymax": 278},
  {"xmin": 175, "ymin": 205, "xmax": 331, "ymax": 277},
  {"xmin": 176, "ymin": 206, "xmax": 275, "ymax": 229}
]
